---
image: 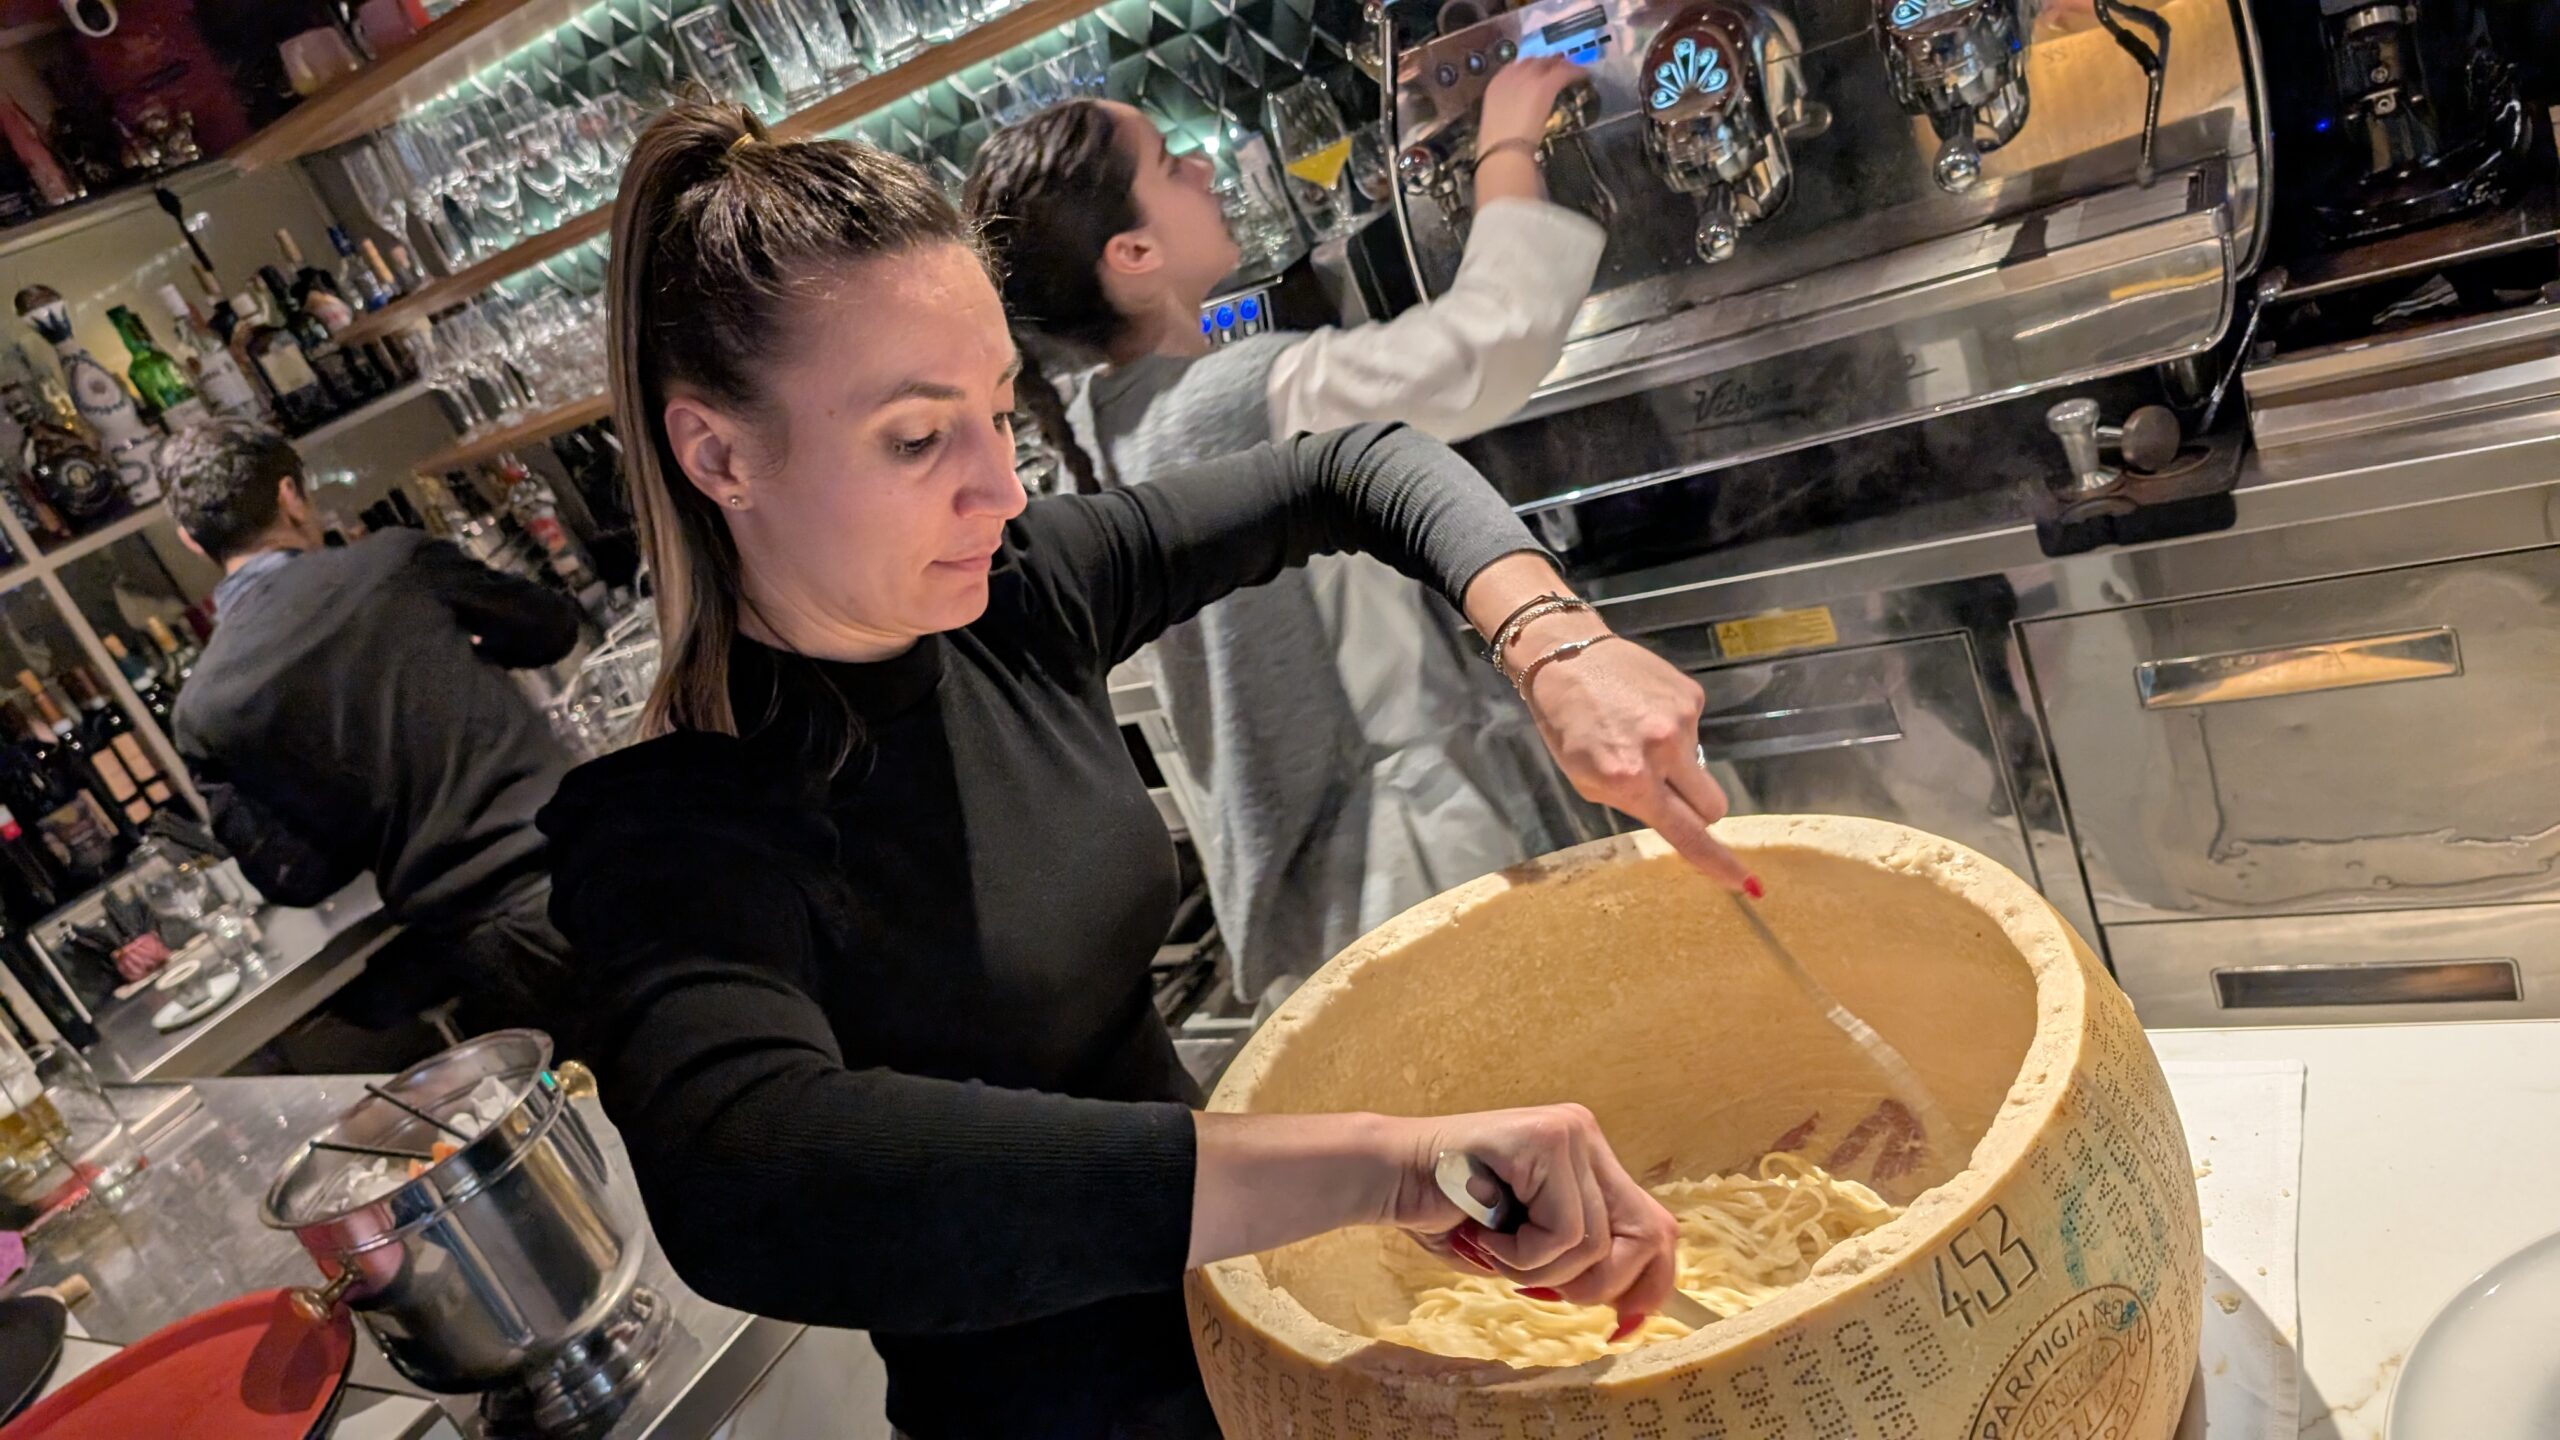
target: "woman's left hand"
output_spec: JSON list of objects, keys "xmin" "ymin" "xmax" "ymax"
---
[{"xmin": 1516, "ymin": 626, "xmax": 1754, "ymax": 891}]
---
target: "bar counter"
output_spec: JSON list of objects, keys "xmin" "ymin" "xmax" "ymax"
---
[{"xmin": 22, "ymin": 1075, "xmax": 805, "ymax": 1437}]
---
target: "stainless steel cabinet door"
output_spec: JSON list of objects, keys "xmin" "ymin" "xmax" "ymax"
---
[
  {"xmin": 2023, "ymin": 547, "xmax": 2560, "ymax": 924},
  {"xmin": 1682, "ymin": 636, "xmax": 2036, "ymax": 884}
]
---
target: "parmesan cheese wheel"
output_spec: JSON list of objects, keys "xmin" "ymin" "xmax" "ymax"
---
[{"xmin": 1188, "ymin": 816, "xmax": 2202, "ymax": 1438}]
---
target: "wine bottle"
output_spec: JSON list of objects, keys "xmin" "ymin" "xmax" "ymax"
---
[
  {"xmin": 109, "ymin": 307, "xmax": 213, "ymax": 432},
  {"xmin": 0, "ymin": 698, "xmax": 122, "ymax": 887},
  {"xmin": 18, "ymin": 671, "xmax": 149, "ymax": 829},
  {"xmin": 0, "ymin": 799, "xmax": 62, "ymax": 926},
  {"xmin": 13, "ymin": 286, "xmax": 162, "ymax": 507},
  {"xmin": 101, "ymin": 635, "xmax": 176, "ymax": 729},
  {"xmin": 155, "ymin": 285, "xmax": 267, "ymax": 423},
  {"xmin": 258, "ymin": 265, "xmax": 372, "ymax": 408},
  {"xmin": 145, "ymin": 616, "xmax": 196, "ymax": 693},
  {"xmin": 61, "ymin": 667, "xmax": 174, "ymax": 811},
  {"xmin": 235, "ymin": 285, "xmax": 337, "ymax": 433}
]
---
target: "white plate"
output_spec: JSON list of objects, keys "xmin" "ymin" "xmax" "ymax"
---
[
  {"xmin": 149, "ymin": 969, "xmax": 240, "ymax": 1032},
  {"xmin": 2389, "ymin": 1228, "xmax": 2560, "ymax": 1438}
]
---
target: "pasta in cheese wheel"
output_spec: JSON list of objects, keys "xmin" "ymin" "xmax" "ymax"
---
[{"xmin": 1187, "ymin": 817, "xmax": 2202, "ymax": 1439}]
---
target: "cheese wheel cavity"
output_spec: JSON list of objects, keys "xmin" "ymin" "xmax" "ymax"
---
[{"xmin": 1188, "ymin": 816, "xmax": 2203, "ymax": 1440}]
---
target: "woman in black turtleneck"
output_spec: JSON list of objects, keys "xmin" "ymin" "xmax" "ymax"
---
[{"xmin": 539, "ymin": 102, "xmax": 1757, "ymax": 1440}]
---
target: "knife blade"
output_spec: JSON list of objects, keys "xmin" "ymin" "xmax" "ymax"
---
[{"xmin": 1432, "ymin": 1150, "xmax": 1722, "ymax": 1330}]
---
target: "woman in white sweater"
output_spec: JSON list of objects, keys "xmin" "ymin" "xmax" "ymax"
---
[{"xmin": 965, "ymin": 66, "xmax": 1744, "ymax": 998}]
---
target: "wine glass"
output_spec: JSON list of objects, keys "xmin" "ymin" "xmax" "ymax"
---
[
  {"xmin": 676, "ymin": 9, "xmax": 782, "ymax": 119},
  {"xmin": 732, "ymin": 0, "xmax": 825, "ymax": 106},
  {"xmin": 783, "ymin": 0, "xmax": 867, "ymax": 83},
  {"xmin": 342, "ymin": 141, "xmax": 409, "ymax": 257},
  {"xmin": 1265, "ymin": 80, "xmax": 1369, "ymax": 242}
]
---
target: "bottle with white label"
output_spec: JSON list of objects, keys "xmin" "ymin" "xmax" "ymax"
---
[
  {"xmin": 11, "ymin": 285, "xmax": 161, "ymax": 506},
  {"xmin": 155, "ymin": 284, "xmax": 267, "ymax": 423}
]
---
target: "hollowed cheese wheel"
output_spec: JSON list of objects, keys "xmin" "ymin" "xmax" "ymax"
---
[{"xmin": 1187, "ymin": 816, "xmax": 2203, "ymax": 1438}]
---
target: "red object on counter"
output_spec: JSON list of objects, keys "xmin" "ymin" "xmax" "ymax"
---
[
  {"xmin": 0, "ymin": 1288, "xmax": 355, "ymax": 1438},
  {"xmin": 71, "ymin": 0, "xmax": 259, "ymax": 155}
]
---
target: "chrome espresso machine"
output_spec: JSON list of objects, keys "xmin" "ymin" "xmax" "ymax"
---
[
  {"xmin": 1375, "ymin": 0, "xmax": 2262, "ymax": 504},
  {"xmin": 1343, "ymin": 0, "xmax": 2560, "ymax": 1031}
]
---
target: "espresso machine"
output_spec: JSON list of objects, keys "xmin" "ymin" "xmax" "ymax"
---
[
  {"xmin": 1374, "ymin": 0, "xmax": 2268, "ymax": 509},
  {"xmin": 2303, "ymin": 0, "xmax": 2530, "ymax": 245}
]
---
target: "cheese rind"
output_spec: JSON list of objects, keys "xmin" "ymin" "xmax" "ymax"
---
[{"xmin": 1187, "ymin": 817, "xmax": 2203, "ymax": 1439}]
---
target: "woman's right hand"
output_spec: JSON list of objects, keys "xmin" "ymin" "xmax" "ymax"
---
[
  {"xmin": 1476, "ymin": 56, "xmax": 1586, "ymax": 153},
  {"xmin": 1384, "ymin": 1104, "xmax": 1681, "ymax": 1323}
]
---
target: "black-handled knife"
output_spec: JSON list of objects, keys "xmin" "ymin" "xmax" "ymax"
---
[{"xmin": 1431, "ymin": 1149, "xmax": 1718, "ymax": 1328}]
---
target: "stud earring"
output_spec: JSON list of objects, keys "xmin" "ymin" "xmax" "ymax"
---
[{"xmin": 725, "ymin": 495, "xmax": 744, "ymax": 508}]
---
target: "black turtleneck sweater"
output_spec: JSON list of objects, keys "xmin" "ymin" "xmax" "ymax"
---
[{"xmin": 537, "ymin": 425, "xmax": 1538, "ymax": 1438}]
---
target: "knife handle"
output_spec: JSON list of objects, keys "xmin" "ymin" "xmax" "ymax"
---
[{"xmin": 1433, "ymin": 1150, "xmax": 1528, "ymax": 1235}]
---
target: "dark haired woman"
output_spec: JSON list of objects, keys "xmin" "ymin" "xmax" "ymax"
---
[
  {"xmin": 963, "ymin": 71, "xmax": 1718, "ymax": 1008},
  {"xmin": 541, "ymin": 101, "xmax": 1754, "ymax": 1438}
]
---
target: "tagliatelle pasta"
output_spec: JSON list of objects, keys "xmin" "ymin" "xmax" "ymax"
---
[{"xmin": 1376, "ymin": 1154, "xmax": 1901, "ymax": 1367}]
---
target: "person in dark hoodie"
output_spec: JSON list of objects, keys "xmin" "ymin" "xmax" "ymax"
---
[{"xmin": 161, "ymin": 417, "xmax": 583, "ymax": 1068}]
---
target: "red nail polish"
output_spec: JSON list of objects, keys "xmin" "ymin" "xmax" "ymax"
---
[
  {"xmin": 1518, "ymin": 1287, "xmax": 1563, "ymax": 1302},
  {"xmin": 1448, "ymin": 1232, "xmax": 1495, "ymax": 1271},
  {"xmin": 1743, "ymin": 875, "xmax": 1766, "ymax": 901},
  {"xmin": 1609, "ymin": 1312, "xmax": 1648, "ymax": 1343}
]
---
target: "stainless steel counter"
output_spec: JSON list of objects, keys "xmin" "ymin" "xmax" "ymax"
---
[
  {"xmin": 88, "ymin": 879, "xmax": 401, "ymax": 1083},
  {"xmin": 20, "ymin": 1075, "xmax": 803, "ymax": 1438},
  {"xmin": 1566, "ymin": 405, "xmax": 2560, "ymax": 1030}
]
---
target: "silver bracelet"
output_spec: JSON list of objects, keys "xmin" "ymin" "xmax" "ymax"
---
[
  {"xmin": 1486, "ymin": 595, "xmax": 1591, "ymax": 674},
  {"xmin": 1470, "ymin": 136, "xmax": 1540, "ymax": 173},
  {"xmin": 1513, "ymin": 633, "xmax": 1624, "ymax": 696}
]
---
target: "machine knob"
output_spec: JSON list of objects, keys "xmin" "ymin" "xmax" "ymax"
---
[
  {"xmin": 1697, "ymin": 211, "xmax": 1741, "ymax": 263},
  {"xmin": 2108, "ymin": 404, "xmax": 2182, "ymax": 473},
  {"xmin": 2045, "ymin": 398, "xmax": 2115, "ymax": 494},
  {"xmin": 1933, "ymin": 132, "xmax": 1983, "ymax": 192}
]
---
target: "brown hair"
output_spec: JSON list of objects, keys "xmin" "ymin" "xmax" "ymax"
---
[
  {"xmin": 608, "ymin": 98, "xmax": 972, "ymax": 737},
  {"xmin": 962, "ymin": 100, "xmax": 1140, "ymax": 496}
]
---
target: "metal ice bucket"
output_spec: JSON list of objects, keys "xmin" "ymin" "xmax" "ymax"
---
[{"xmin": 260, "ymin": 1030, "xmax": 646, "ymax": 1395}]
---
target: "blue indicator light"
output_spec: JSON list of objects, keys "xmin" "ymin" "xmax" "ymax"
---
[
  {"xmin": 1201, "ymin": 313, "xmax": 1215, "ymax": 334},
  {"xmin": 1240, "ymin": 296, "xmax": 1262, "ymax": 321},
  {"xmin": 1214, "ymin": 304, "xmax": 1237, "ymax": 327},
  {"xmin": 2313, "ymin": 115, "xmax": 2333, "ymax": 133}
]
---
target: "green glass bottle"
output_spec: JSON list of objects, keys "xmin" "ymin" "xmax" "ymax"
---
[{"xmin": 107, "ymin": 306, "xmax": 210, "ymax": 432}]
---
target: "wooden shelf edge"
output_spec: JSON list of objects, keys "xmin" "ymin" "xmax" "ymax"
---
[
  {"xmin": 413, "ymin": 394, "xmax": 610, "ymax": 473},
  {"xmin": 776, "ymin": 0, "xmax": 1117, "ymax": 140},
  {"xmin": 335, "ymin": 208, "xmax": 613, "ymax": 345},
  {"xmin": 229, "ymin": 0, "xmax": 591, "ymax": 171},
  {"xmin": 40, "ymin": 502, "xmax": 167, "ymax": 568},
  {"xmin": 336, "ymin": 0, "xmax": 1117, "ymax": 334}
]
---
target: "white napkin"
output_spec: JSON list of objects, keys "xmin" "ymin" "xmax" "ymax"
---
[{"xmin": 2158, "ymin": 1058, "xmax": 2306, "ymax": 1440}]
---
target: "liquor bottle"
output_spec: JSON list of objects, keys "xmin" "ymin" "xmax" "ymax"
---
[
  {"xmin": 359, "ymin": 239, "xmax": 405, "ymax": 299},
  {"xmin": 155, "ymin": 285, "xmax": 267, "ymax": 423},
  {"xmin": 109, "ymin": 307, "xmax": 213, "ymax": 432},
  {"xmin": 235, "ymin": 286, "xmax": 337, "ymax": 433},
  {"xmin": 0, "ymin": 798, "xmax": 62, "ymax": 927},
  {"xmin": 13, "ymin": 287, "xmax": 162, "ymax": 507},
  {"xmin": 277, "ymin": 230, "xmax": 355, "ymax": 327},
  {"xmin": 333, "ymin": 226, "xmax": 396, "ymax": 311},
  {"xmin": 0, "ymin": 139, "xmax": 42, "ymax": 228},
  {"xmin": 145, "ymin": 616, "xmax": 196, "ymax": 692},
  {"xmin": 0, "ymin": 374, "xmax": 124, "ymax": 531},
  {"xmin": 0, "ymin": 698, "xmax": 123, "ymax": 888},
  {"xmin": 0, "ymin": 925, "xmax": 96, "ymax": 1052},
  {"xmin": 0, "ymin": 100, "xmax": 78, "ymax": 210},
  {"xmin": 61, "ymin": 667, "xmax": 174, "ymax": 811},
  {"xmin": 385, "ymin": 243, "xmax": 430, "ymax": 293},
  {"xmin": 259, "ymin": 265, "xmax": 373, "ymax": 407},
  {"xmin": 499, "ymin": 458, "xmax": 607, "ymax": 615},
  {"xmin": 17, "ymin": 673, "xmax": 149, "ymax": 830},
  {"xmin": 101, "ymin": 635, "xmax": 175, "ymax": 729},
  {"xmin": 0, "ymin": 381, "xmax": 71, "ymax": 548}
]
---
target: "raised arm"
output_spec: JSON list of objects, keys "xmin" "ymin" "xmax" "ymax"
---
[{"xmin": 1263, "ymin": 59, "xmax": 1604, "ymax": 443}]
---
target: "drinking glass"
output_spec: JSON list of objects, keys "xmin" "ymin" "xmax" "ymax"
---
[
  {"xmin": 383, "ymin": 121, "xmax": 472, "ymax": 274},
  {"xmin": 782, "ymin": 0, "xmax": 867, "ymax": 83},
  {"xmin": 854, "ymin": 0, "xmax": 928, "ymax": 66},
  {"xmin": 732, "ymin": 0, "xmax": 826, "ymax": 107},
  {"xmin": 675, "ymin": 8, "xmax": 782, "ymax": 119},
  {"xmin": 29, "ymin": 1043, "xmax": 142, "ymax": 1203},
  {"xmin": 342, "ymin": 141, "xmax": 409, "ymax": 254},
  {"xmin": 1218, "ymin": 131, "xmax": 1305, "ymax": 280},
  {"xmin": 1264, "ymin": 80, "xmax": 1368, "ymax": 242},
  {"xmin": 0, "ymin": 1041, "xmax": 68, "ymax": 1207}
]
